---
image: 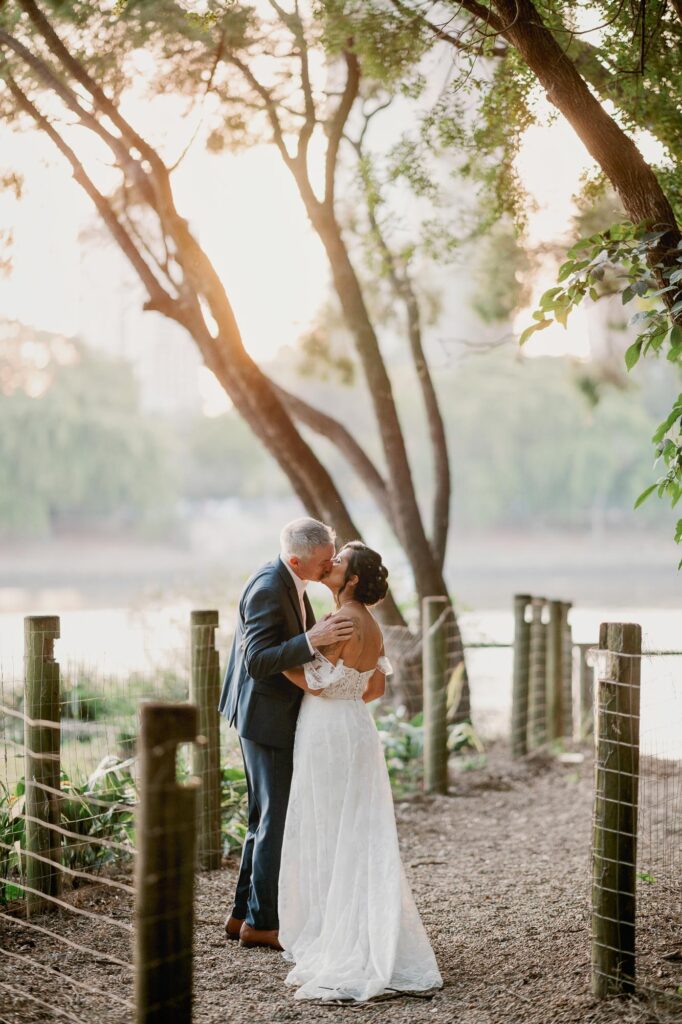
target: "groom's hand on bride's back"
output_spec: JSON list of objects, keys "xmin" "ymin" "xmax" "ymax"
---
[{"xmin": 307, "ymin": 612, "xmax": 354, "ymax": 648}]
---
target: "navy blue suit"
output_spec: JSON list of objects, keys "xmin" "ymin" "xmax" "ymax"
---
[{"xmin": 218, "ymin": 557, "xmax": 315, "ymax": 929}]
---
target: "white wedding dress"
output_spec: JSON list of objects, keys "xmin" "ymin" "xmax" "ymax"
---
[{"xmin": 278, "ymin": 652, "xmax": 443, "ymax": 1002}]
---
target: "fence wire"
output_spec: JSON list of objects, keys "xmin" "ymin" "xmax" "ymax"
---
[
  {"xmin": 383, "ymin": 610, "xmax": 513, "ymax": 739},
  {"xmin": 0, "ymin": 615, "xmax": 238, "ymax": 1024},
  {"xmin": 591, "ymin": 644, "xmax": 682, "ymax": 1003}
]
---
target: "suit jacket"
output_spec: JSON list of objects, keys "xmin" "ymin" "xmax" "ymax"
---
[{"xmin": 218, "ymin": 557, "xmax": 316, "ymax": 748}]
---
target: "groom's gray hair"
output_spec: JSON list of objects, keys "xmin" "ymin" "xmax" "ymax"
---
[{"xmin": 280, "ymin": 517, "xmax": 335, "ymax": 558}]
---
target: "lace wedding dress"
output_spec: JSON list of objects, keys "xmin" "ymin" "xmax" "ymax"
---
[{"xmin": 278, "ymin": 652, "xmax": 443, "ymax": 1002}]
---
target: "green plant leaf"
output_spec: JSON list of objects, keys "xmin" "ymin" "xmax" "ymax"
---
[
  {"xmin": 670, "ymin": 324, "xmax": 682, "ymax": 347},
  {"xmin": 539, "ymin": 286, "xmax": 563, "ymax": 310},
  {"xmin": 652, "ymin": 403, "xmax": 682, "ymax": 443},
  {"xmin": 634, "ymin": 483, "xmax": 658, "ymax": 509},
  {"xmin": 625, "ymin": 339, "xmax": 643, "ymax": 370}
]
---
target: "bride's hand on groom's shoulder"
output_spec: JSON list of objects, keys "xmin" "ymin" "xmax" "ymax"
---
[{"xmin": 307, "ymin": 611, "xmax": 354, "ymax": 648}]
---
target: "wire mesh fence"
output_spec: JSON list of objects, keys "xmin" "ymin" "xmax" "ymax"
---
[
  {"xmin": 591, "ymin": 625, "xmax": 682, "ymax": 1004},
  {"xmin": 0, "ymin": 612, "xmax": 242, "ymax": 1024},
  {"xmin": 1, "ymin": 604, "xmax": 679, "ymax": 1020}
]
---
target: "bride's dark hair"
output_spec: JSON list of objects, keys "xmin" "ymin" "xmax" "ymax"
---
[{"xmin": 338, "ymin": 541, "xmax": 389, "ymax": 606}]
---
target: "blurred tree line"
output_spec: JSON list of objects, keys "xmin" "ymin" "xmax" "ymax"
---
[
  {"xmin": 0, "ymin": 319, "xmax": 674, "ymax": 538},
  {"xmin": 0, "ymin": 324, "xmax": 174, "ymax": 536}
]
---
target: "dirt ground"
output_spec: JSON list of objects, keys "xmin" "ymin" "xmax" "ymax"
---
[{"xmin": 1, "ymin": 746, "xmax": 680, "ymax": 1024}]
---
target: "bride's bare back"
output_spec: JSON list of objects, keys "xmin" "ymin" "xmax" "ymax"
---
[{"xmin": 319, "ymin": 601, "xmax": 383, "ymax": 673}]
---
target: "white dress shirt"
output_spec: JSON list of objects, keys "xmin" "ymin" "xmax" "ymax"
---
[{"xmin": 281, "ymin": 556, "xmax": 314, "ymax": 654}]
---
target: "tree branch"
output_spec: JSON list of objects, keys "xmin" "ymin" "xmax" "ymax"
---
[
  {"xmin": 324, "ymin": 49, "xmax": 360, "ymax": 208},
  {"xmin": 226, "ymin": 52, "xmax": 296, "ymax": 169},
  {"xmin": 389, "ymin": 0, "xmax": 507, "ymax": 54},
  {"xmin": 3, "ymin": 73, "xmax": 177, "ymax": 318},
  {"xmin": 352, "ymin": 134, "xmax": 451, "ymax": 567},
  {"xmin": 271, "ymin": 0, "xmax": 317, "ymax": 162},
  {"xmin": 273, "ymin": 382, "xmax": 399, "ymax": 534}
]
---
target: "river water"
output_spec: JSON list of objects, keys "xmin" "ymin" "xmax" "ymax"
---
[{"xmin": 1, "ymin": 602, "xmax": 679, "ymax": 756}]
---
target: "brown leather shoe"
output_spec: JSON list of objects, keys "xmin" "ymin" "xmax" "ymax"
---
[
  {"xmin": 224, "ymin": 915, "xmax": 244, "ymax": 941},
  {"xmin": 238, "ymin": 922, "xmax": 283, "ymax": 951}
]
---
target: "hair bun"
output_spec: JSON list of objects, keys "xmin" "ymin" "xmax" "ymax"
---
[{"xmin": 339, "ymin": 541, "xmax": 389, "ymax": 606}]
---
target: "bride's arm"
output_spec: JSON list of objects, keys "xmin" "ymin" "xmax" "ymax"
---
[
  {"xmin": 282, "ymin": 637, "xmax": 349, "ymax": 695},
  {"xmin": 361, "ymin": 669, "xmax": 386, "ymax": 704},
  {"xmin": 282, "ymin": 665, "xmax": 322, "ymax": 695},
  {"xmin": 362, "ymin": 647, "xmax": 389, "ymax": 704}
]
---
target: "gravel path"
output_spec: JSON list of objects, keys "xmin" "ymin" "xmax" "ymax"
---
[{"xmin": 1, "ymin": 746, "xmax": 680, "ymax": 1024}]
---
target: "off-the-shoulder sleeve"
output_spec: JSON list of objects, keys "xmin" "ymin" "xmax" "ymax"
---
[
  {"xmin": 376, "ymin": 655, "xmax": 393, "ymax": 675},
  {"xmin": 303, "ymin": 653, "xmax": 346, "ymax": 691}
]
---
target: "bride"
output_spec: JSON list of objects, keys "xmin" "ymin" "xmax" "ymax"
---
[{"xmin": 277, "ymin": 541, "xmax": 443, "ymax": 1002}]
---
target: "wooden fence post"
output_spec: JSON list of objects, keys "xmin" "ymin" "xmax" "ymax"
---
[
  {"xmin": 546, "ymin": 600, "xmax": 566, "ymax": 741},
  {"xmin": 135, "ymin": 703, "xmax": 199, "ymax": 1024},
  {"xmin": 511, "ymin": 594, "xmax": 531, "ymax": 758},
  {"xmin": 190, "ymin": 610, "xmax": 221, "ymax": 871},
  {"xmin": 422, "ymin": 597, "xmax": 448, "ymax": 795},
  {"xmin": 579, "ymin": 643, "xmax": 595, "ymax": 740},
  {"xmin": 562, "ymin": 601, "xmax": 574, "ymax": 739},
  {"xmin": 591, "ymin": 622, "xmax": 641, "ymax": 998},
  {"xmin": 24, "ymin": 615, "xmax": 61, "ymax": 916},
  {"xmin": 527, "ymin": 598, "xmax": 547, "ymax": 748}
]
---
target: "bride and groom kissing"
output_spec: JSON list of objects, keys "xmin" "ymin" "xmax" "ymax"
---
[{"xmin": 218, "ymin": 517, "xmax": 443, "ymax": 1003}]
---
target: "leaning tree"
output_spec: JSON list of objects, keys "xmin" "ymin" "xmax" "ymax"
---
[{"xmin": 0, "ymin": 0, "xmax": 473, "ymax": 711}]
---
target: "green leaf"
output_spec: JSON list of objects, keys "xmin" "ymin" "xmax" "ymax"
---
[
  {"xmin": 625, "ymin": 339, "xmax": 644, "ymax": 370},
  {"xmin": 652, "ymin": 407, "xmax": 682, "ymax": 443},
  {"xmin": 539, "ymin": 286, "xmax": 563, "ymax": 309},
  {"xmin": 519, "ymin": 319, "xmax": 552, "ymax": 345},
  {"xmin": 567, "ymin": 236, "xmax": 594, "ymax": 256},
  {"xmin": 670, "ymin": 324, "xmax": 682, "ymax": 346},
  {"xmin": 629, "ymin": 310, "xmax": 655, "ymax": 325},
  {"xmin": 675, "ymin": 519, "xmax": 682, "ymax": 544},
  {"xmin": 634, "ymin": 483, "xmax": 658, "ymax": 509}
]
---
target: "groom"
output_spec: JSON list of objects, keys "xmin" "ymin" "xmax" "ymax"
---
[{"xmin": 219, "ymin": 517, "xmax": 354, "ymax": 950}]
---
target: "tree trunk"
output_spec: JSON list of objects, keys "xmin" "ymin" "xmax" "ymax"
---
[
  {"xmin": 490, "ymin": 0, "xmax": 681, "ymax": 265},
  {"xmin": 307, "ymin": 201, "xmax": 448, "ymax": 599}
]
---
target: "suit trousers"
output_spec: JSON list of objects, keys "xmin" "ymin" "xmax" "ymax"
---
[{"xmin": 231, "ymin": 735, "xmax": 294, "ymax": 930}]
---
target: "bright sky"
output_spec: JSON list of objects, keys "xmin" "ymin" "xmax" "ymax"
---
[{"xmin": 0, "ymin": 29, "xmax": 667, "ymax": 388}]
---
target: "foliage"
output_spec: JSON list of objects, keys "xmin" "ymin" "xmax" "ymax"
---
[
  {"xmin": 0, "ymin": 325, "xmax": 177, "ymax": 537},
  {"xmin": 375, "ymin": 702, "xmax": 483, "ymax": 796},
  {"xmin": 522, "ymin": 223, "xmax": 682, "ymax": 561},
  {"xmin": 469, "ymin": 218, "xmax": 534, "ymax": 324},
  {"xmin": 363, "ymin": 0, "xmax": 682, "ymax": 551},
  {"xmin": 0, "ymin": 779, "xmax": 25, "ymax": 903},
  {"xmin": 0, "ymin": 759, "xmax": 136, "ymax": 903},
  {"xmin": 220, "ymin": 763, "xmax": 248, "ymax": 855},
  {"xmin": 180, "ymin": 411, "xmax": 289, "ymax": 502},
  {"xmin": 374, "ymin": 706, "xmax": 425, "ymax": 796},
  {"xmin": 60, "ymin": 757, "xmax": 136, "ymax": 870}
]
